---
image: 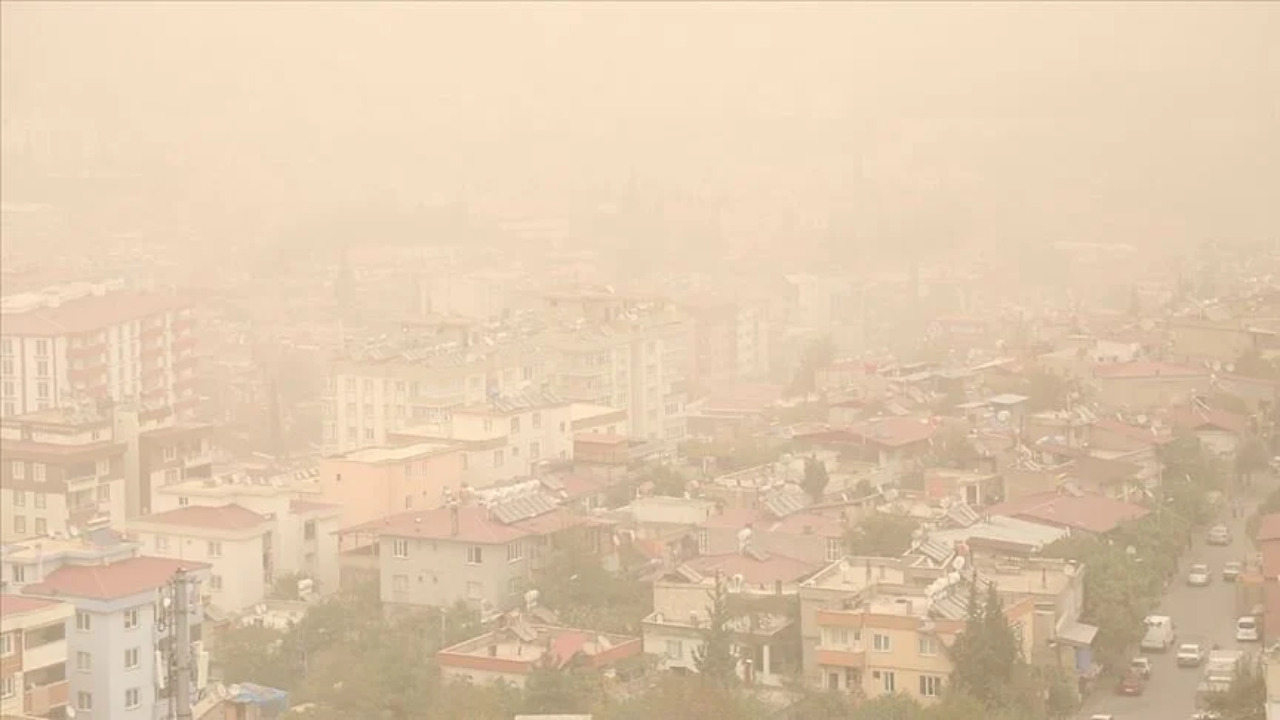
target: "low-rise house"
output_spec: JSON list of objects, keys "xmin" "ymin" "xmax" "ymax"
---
[
  {"xmin": 1, "ymin": 530, "xmax": 140, "ymax": 593},
  {"xmin": 697, "ymin": 500, "xmax": 848, "ymax": 567},
  {"xmin": 0, "ymin": 595, "xmax": 74, "ymax": 718},
  {"xmin": 22, "ymin": 556, "xmax": 212, "ymax": 720},
  {"xmin": 987, "ymin": 489, "xmax": 1149, "ymax": 537},
  {"xmin": 1091, "ymin": 362, "xmax": 1209, "ymax": 410},
  {"xmin": 436, "ymin": 617, "xmax": 641, "ymax": 687},
  {"xmin": 337, "ymin": 485, "xmax": 605, "ymax": 614},
  {"xmin": 794, "ymin": 418, "xmax": 938, "ymax": 474},
  {"xmin": 1167, "ymin": 402, "xmax": 1250, "ymax": 458},
  {"xmin": 641, "ymin": 551, "xmax": 815, "ymax": 687},
  {"xmin": 128, "ymin": 505, "xmax": 272, "ymax": 613}
]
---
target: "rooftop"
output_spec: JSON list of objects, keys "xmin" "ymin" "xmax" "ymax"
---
[
  {"xmin": 988, "ymin": 490, "xmax": 1149, "ymax": 534},
  {"xmin": 1, "ymin": 288, "xmax": 190, "ymax": 335},
  {"xmin": 132, "ymin": 504, "xmax": 271, "ymax": 532},
  {"xmin": 340, "ymin": 499, "xmax": 595, "ymax": 544},
  {"xmin": 338, "ymin": 441, "xmax": 461, "ymax": 464},
  {"xmin": 685, "ymin": 551, "xmax": 821, "ymax": 586},
  {"xmin": 1092, "ymin": 361, "xmax": 1208, "ymax": 380},
  {"xmin": 24, "ymin": 556, "xmax": 211, "ymax": 601},
  {"xmin": 0, "ymin": 594, "xmax": 66, "ymax": 617},
  {"xmin": 802, "ymin": 557, "xmax": 912, "ymax": 592},
  {"xmin": 438, "ymin": 622, "xmax": 641, "ymax": 672}
]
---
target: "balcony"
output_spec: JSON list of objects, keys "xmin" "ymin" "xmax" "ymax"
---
[
  {"xmin": 65, "ymin": 474, "xmax": 96, "ymax": 491},
  {"xmin": 815, "ymin": 646, "xmax": 866, "ymax": 668},
  {"xmin": 24, "ymin": 679, "xmax": 69, "ymax": 715},
  {"xmin": 184, "ymin": 450, "xmax": 213, "ymax": 469}
]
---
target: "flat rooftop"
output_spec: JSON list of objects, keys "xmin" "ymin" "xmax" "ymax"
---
[
  {"xmin": 340, "ymin": 441, "xmax": 459, "ymax": 463},
  {"xmin": 571, "ymin": 403, "xmax": 624, "ymax": 422},
  {"xmin": 803, "ymin": 557, "xmax": 911, "ymax": 592},
  {"xmin": 439, "ymin": 624, "xmax": 638, "ymax": 667}
]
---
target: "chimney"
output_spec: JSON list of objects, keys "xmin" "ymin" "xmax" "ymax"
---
[{"xmin": 450, "ymin": 506, "xmax": 460, "ymax": 537}]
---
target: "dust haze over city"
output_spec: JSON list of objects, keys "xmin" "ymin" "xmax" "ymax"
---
[{"xmin": 2, "ymin": 3, "xmax": 1280, "ymax": 720}]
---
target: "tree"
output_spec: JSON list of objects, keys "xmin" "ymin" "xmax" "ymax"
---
[
  {"xmin": 802, "ymin": 456, "xmax": 830, "ymax": 503},
  {"xmin": 947, "ymin": 583, "xmax": 1023, "ymax": 709},
  {"xmin": 642, "ymin": 464, "xmax": 688, "ymax": 497},
  {"xmin": 1203, "ymin": 661, "xmax": 1266, "ymax": 718},
  {"xmin": 931, "ymin": 426, "xmax": 981, "ymax": 469},
  {"xmin": 845, "ymin": 513, "xmax": 920, "ymax": 557},
  {"xmin": 521, "ymin": 660, "xmax": 598, "ymax": 716},
  {"xmin": 1024, "ymin": 371, "xmax": 1069, "ymax": 412},
  {"xmin": 534, "ymin": 531, "xmax": 652, "ymax": 635},
  {"xmin": 789, "ymin": 335, "xmax": 836, "ymax": 397},
  {"xmin": 215, "ymin": 624, "xmax": 291, "ymax": 689},
  {"xmin": 850, "ymin": 694, "xmax": 924, "ymax": 719},
  {"xmin": 1237, "ymin": 436, "xmax": 1271, "ymax": 481},
  {"xmin": 693, "ymin": 573, "xmax": 740, "ymax": 687}
]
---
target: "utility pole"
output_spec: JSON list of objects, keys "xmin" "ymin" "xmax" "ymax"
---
[{"xmin": 174, "ymin": 568, "xmax": 193, "ymax": 720}]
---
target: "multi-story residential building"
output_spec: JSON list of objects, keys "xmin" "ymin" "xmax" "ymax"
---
[
  {"xmin": 320, "ymin": 441, "xmax": 466, "ymax": 529},
  {"xmin": 127, "ymin": 505, "xmax": 272, "ymax": 613},
  {"xmin": 132, "ymin": 418, "xmax": 215, "ymax": 519},
  {"xmin": 387, "ymin": 392, "xmax": 575, "ymax": 489},
  {"xmin": 686, "ymin": 300, "xmax": 771, "ymax": 391},
  {"xmin": 1, "ymin": 407, "xmax": 128, "ymax": 542},
  {"xmin": 1, "ymin": 533, "xmax": 141, "ymax": 594},
  {"xmin": 0, "ymin": 280, "xmax": 197, "ymax": 419},
  {"xmin": 437, "ymin": 617, "xmax": 642, "ymax": 687},
  {"xmin": 0, "ymin": 594, "xmax": 74, "ymax": 719},
  {"xmin": 322, "ymin": 339, "xmax": 546, "ymax": 454},
  {"xmin": 152, "ymin": 469, "xmax": 341, "ymax": 594},
  {"xmin": 540, "ymin": 308, "xmax": 693, "ymax": 445},
  {"xmin": 337, "ymin": 487, "xmax": 603, "ymax": 614},
  {"xmin": 21, "ymin": 555, "xmax": 211, "ymax": 720}
]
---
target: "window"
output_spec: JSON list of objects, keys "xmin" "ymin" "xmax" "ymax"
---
[
  {"xmin": 37, "ymin": 382, "xmax": 49, "ymax": 399},
  {"xmin": 36, "ymin": 360, "xmax": 49, "ymax": 377},
  {"xmin": 0, "ymin": 634, "xmax": 12, "ymax": 656},
  {"xmin": 126, "ymin": 687, "xmax": 141, "ymax": 709},
  {"xmin": 14, "ymin": 516, "xmax": 25, "ymax": 534},
  {"xmin": 124, "ymin": 608, "xmax": 140, "ymax": 630},
  {"xmin": 96, "ymin": 458, "xmax": 110, "ymax": 476},
  {"xmin": 163, "ymin": 446, "xmax": 178, "ymax": 462},
  {"xmin": 364, "ymin": 427, "xmax": 374, "ymax": 441},
  {"xmin": 11, "ymin": 461, "xmax": 23, "ymax": 480},
  {"xmin": 392, "ymin": 574, "xmax": 409, "ymax": 593},
  {"xmin": 918, "ymin": 635, "xmax": 939, "ymax": 656},
  {"xmin": 881, "ymin": 670, "xmax": 896, "ymax": 693},
  {"xmin": 665, "ymin": 639, "xmax": 683, "ymax": 659},
  {"xmin": 825, "ymin": 538, "xmax": 842, "ymax": 562},
  {"xmin": 76, "ymin": 612, "xmax": 91, "ymax": 632},
  {"xmin": 0, "ymin": 675, "xmax": 12, "ymax": 700},
  {"xmin": 12, "ymin": 490, "xmax": 23, "ymax": 507},
  {"xmin": 98, "ymin": 484, "xmax": 111, "ymax": 502},
  {"xmin": 35, "ymin": 340, "xmax": 49, "ymax": 356},
  {"xmin": 165, "ymin": 468, "xmax": 179, "ymax": 485},
  {"xmin": 210, "ymin": 575, "xmax": 223, "ymax": 591},
  {"xmin": 532, "ymin": 412, "xmax": 542, "ymax": 429},
  {"xmin": 34, "ymin": 518, "xmax": 46, "ymax": 536},
  {"xmin": 11, "ymin": 565, "xmax": 25, "ymax": 583},
  {"xmin": 919, "ymin": 675, "xmax": 942, "ymax": 697},
  {"xmin": 207, "ymin": 541, "xmax": 222, "ymax": 557},
  {"xmin": 392, "ymin": 539, "xmax": 409, "ymax": 559},
  {"xmin": 507, "ymin": 542, "xmax": 523, "ymax": 562},
  {"xmin": 304, "ymin": 520, "xmax": 316, "ymax": 540},
  {"xmin": 76, "ymin": 651, "xmax": 91, "ymax": 671},
  {"xmin": 492, "ymin": 449, "xmax": 504, "ymax": 467},
  {"xmin": 404, "ymin": 495, "xmax": 413, "ymax": 509},
  {"xmin": 510, "ymin": 417, "xmax": 520, "ymax": 434},
  {"xmin": 508, "ymin": 577, "xmax": 522, "ymax": 595},
  {"xmin": 529, "ymin": 441, "xmax": 540, "ymax": 460},
  {"xmin": 178, "ymin": 496, "xmax": 190, "ymax": 507},
  {"xmin": 33, "ymin": 463, "xmax": 45, "ymax": 481},
  {"xmin": 872, "ymin": 633, "xmax": 891, "ymax": 652},
  {"xmin": 697, "ymin": 530, "xmax": 709, "ymax": 555},
  {"xmin": 125, "ymin": 647, "xmax": 140, "ymax": 669},
  {"xmin": 466, "ymin": 546, "xmax": 483, "ymax": 565},
  {"xmin": 34, "ymin": 493, "xmax": 46, "ymax": 509},
  {"xmin": 76, "ymin": 691, "xmax": 93, "ymax": 711},
  {"xmin": 0, "ymin": 338, "xmax": 9, "ymax": 355},
  {"xmin": 824, "ymin": 627, "xmax": 853, "ymax": 648}
]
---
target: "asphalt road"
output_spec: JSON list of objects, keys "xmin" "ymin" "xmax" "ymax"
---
[{"xmin": 1080, "ymin": 487, "xmax": 1268, "ymax": 720}]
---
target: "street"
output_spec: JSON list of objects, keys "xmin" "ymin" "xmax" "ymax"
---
[{"xmin": 1080, "ymin": 485, "xmax": 1270, "ymax": 720}]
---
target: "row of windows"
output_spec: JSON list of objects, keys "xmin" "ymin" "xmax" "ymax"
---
[
  {"xmin": 390, "ymin": 539, "xmax": 525, "ymax": 564},
  {"xmin": 74, "ymin": 686, "xmax": 145, "ymax": 711},
  {"xmin": 0, "ymin": 339, "xmax": 50, "ymax": 356},
  {"xmin": 154, "ymin": 535, "xmax": 222, "ymax": 557},
  {"xmin": 822, "ymin": 627, "xmax": 940, "ymax": 656},
  {"xmin": 10, "ymin": 515, "xmax": 49, "ymax": 536},
  {"xmin": 74, "ymin": 646, "xmax": 143, "ymax": 672},
  {"xmin": 10, "ymin": 459, "xmax": 111, "ymax": 480}
]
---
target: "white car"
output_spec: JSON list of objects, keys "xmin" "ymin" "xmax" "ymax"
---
[
  {"xmin": 1187, "ymin": 563, "xmax": 1211, "ymax": 587},
  {"xmin": 1237, "ymin": 615, "xmax": 1260, "ymax": 642},
  {"xmin": 1176, "ymin": 643, "xmax": 1207, "ymax": 667}
]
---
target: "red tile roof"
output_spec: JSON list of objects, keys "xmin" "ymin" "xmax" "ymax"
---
[
  {"xmin": 1091, "ymin": 418, "xmax": 1174, "ymax": 446},
  {"xmin": 1256, "ymin": 513, "xmax": 1280, "ymax": 542},
  {"xmin": 2, "ymin": 292, "xmax": 191, "ymax": 336},
  {"xmin": 1092, "ymin": 362, "xmax": 1207, "ymax": 380},
  {"xmin": 687, "ymin": 552, "xmax": 820, "ymax": 585},
  {"xmin": 0, "ymin": 594, "xmax": 65, "ymax": 616},
  {"xmin": 340, "ymin": 504, "xmax": 592, "ymax": 544},
  {"xmin": 23, "ymin": 556, "xmax": 211, "ymax": 600},
  {"xmin": 987, "ymin": 491, "xmax": 1149, "ymax": 534},
  {"xmin": 847, "ymin": 416, "xmax": 938, "ymax": 448},
  {"xmin": 135, "ymin": 504, "xmax": 270, "ymax": 532},
  {"xmin": 1168, "ymin": 406, "xmax": 1249, "ymax": 435}
]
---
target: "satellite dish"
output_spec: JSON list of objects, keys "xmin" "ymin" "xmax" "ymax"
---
[
  {"xmin": 66, "ymin": 708, "xmax": 77, "ymax": 719},
  {"xmin": 228, "ymin": 684, "xmax": 243, "ymax": 697},
  {"xmin": 951, "ymin": 556, "xmax": 967, "ymax": 572}
]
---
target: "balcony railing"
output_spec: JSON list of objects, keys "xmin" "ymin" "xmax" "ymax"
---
[
  {"xmin": 65, "ymin": 474, "xmax": 97, "ymax": 491},
  {"xmin": 24, "ymin": 680, "xmax": 70, "ymax": 715}
]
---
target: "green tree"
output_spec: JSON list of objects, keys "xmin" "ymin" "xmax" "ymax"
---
[
  {"xmin": 520, "ymin": 660, "xmax": 599, "ymax": 715},
  {"xmin": 215, "ymin": 624, "xmax": 290, "ymax": 689},
  {"xmin": 947, "ymin": 583, "xmax": 1023, "ymax": 709},
  {"xmin": 803, "ymin": 456, "xmax": 831, "ymax": 503},
  {"xmin": 596, "ymin": 674, "xmax": 772, "ymax": 720},
  {"xmin": 1024, "ymin": 371, "xmax": 1069, "ymax": 412},
  {"xmin": 1203, "ymin": 660, "xmax": 1266, "ymax": 718},
  {"xmin": 931, "ymin": 426, "xmax": 980, "ymax": 469},
  {"xmin": 643, "ymin": 464, "xmax": 689, "ymax": 497},
  {"xmin": 850, "ymin": 693, "xmax": 925, "ymax": 720},
  {"xmin": 789, "ymin": 335, "xmax": 836, "ymax": 397},
  {"xmin": 534, "ymin": 531, "xmax": 652, "ymax": 634},
  {"xmin": 1237, "ymin": 436, "xmax": 1271, "ymax": 481},
  {"xmin": 845, "ymin": 514, "xmax": 920, "ymax": 557},
  {"xmin": 693, "ymin": 573, "xmax": 740, "ymax": 687}
]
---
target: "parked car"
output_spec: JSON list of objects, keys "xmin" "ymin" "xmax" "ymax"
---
[
  {"xmin": 1187, "ymin": 563, "xmax": 1211, "ymax": 587},
  {"xmin": 1222, "ymin": 561, "xmax": 1243, "ymax": 582},
  {"xmin": 1117, "ymin": 671, "xmax": 1147, "ymax": 696},
  {"xmin": 1129, "ymin": 657, "xmax": 1153, "ymax": 679},
  {"xmin": 1176, "ymin": 643, "xmax": 1207, "ymax": 667},
  {"xmin": 1237, "ymin": 615, "xmax": 1260, "ymax": 642},
  {"xmin": 1208, "ymin": 525, "xmax": 1232, "ymax": 546}
]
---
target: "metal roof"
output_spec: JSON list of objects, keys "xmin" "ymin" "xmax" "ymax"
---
[
  {"xmin": 490, "ymin": 492, "xmax": 559, "ymax": 525},
  {"xmin": 946, "ymin": 503, "xmax": 981, "ymax": 529},
  {"xmin": 761, "ymin": 491, "xmax": 808, "ymax": 519}
]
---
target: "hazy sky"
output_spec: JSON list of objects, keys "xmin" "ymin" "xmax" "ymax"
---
[{"xmin": 3, "ymin": 2, "xmax": 1277, "ymax": 250}]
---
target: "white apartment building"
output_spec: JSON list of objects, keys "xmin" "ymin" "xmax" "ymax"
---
[
  {"xmin": 0, "ymin": 280, "xmax": 198, "ymax": 419},
  {"xmin": 151, "ymin": 469, "xmax": 342, "ymax": 595},
  {"xmin": 21, "ymin": 554, "xmax": 212, "ymax": 720},
  {"xmin": 1, "ymin": 407, "xmax": 128, "ymax": 542},
  {"xmin": 323, "ymin": 340, "xmax": 547, "ymax": 455},
  {"xmin": 127, "ymin": 505, "xmax": 272, "ymax": 613}
]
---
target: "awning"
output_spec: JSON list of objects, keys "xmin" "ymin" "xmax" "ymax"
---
[{"xmin": 1056, "ymin": 620, "xmax": 1099, "ymax": 647}]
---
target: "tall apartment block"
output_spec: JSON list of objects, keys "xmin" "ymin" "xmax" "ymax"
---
[{"xmin": 0, "ymin": 280, "xmax": 198, "ymax": 419}]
